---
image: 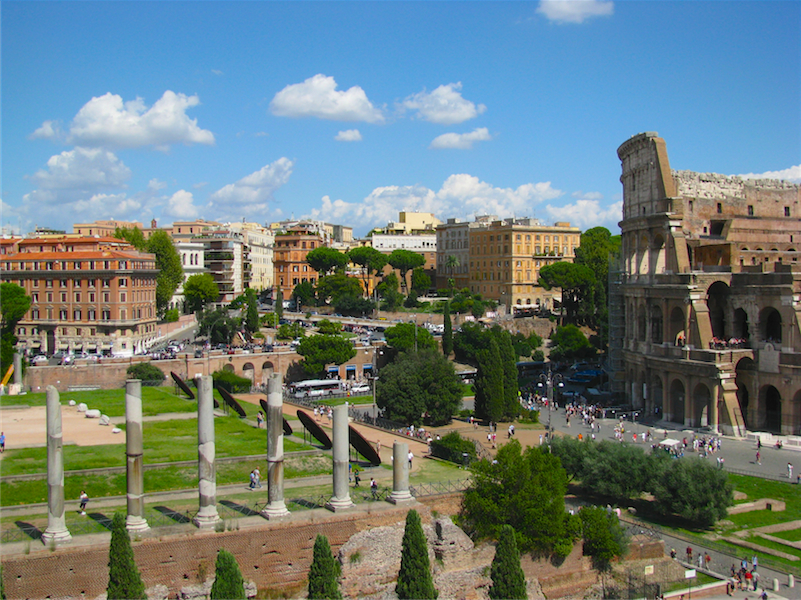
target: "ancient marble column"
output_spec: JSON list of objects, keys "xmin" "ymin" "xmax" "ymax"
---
[
  {"xmin": 41, "ymin": 386, "xmax": 71, "ymax": 545},
  {"xmin": 326, "ymin": 403, "xmax": 354, "ymax": 511},
  {"xmin": 262, "ymin": 373, "xmax": 289, "ymax": 518},
  {"xmin": 389, "ymin": 441, "xmax": 414, "ymax": 504},
  {"xmin": 125, "ymin": 379, "xmax": 149, "ymax": 533},
  {"xmin": 13, "ymin": 352, "xmax": 22, "ymax": 386},
  {"xmin": 194, "ymin": 375, "xmax": 221, "ymax": 528}
]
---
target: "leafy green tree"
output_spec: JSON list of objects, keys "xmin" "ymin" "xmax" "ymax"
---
[
  {"xmin": 376, "ymin": 349, "xmax": 461, "ymax": 426},
  {"xmin": 164, "ymin": 308, "xmax": 180, "ymax": 322},
  {"xmin": 460, "ymin": 440, "xmax": 572, "ymax": 557},
  {"xmin": 452, "ymin": 321, "xmax": 486, "ymax": 364},
  {"xmin": 442, "ymin": 302, "xmax": 453, "ymax": 357},
  {"xmin": 574, "ymin": 227, "xmax": 621, "ymax": 346},
  {"xmin": 549, "ymin": 435, "xmax": 592, "ymax": 483},
  {"xmin": 183, "ymin": 273, "xmax": 219, "ymax": 313},
  {"xmin": 316, "ymin": 274, "xmax": 363, "ymax": 305},
  {"xmin": 297, "ymin": 334, "xmax": 356, "ymax": 377},
  {"xmin": 348, "ymin": 246, "xmax": 387, "ymax": 294},
  {"xmin": 277, "ymin": 322, "xmax": 304, "ymax": 340},
  {"xmin": 410, "ymin": 267, "xmax": 431, "ymax": 297},
  {"xmin": 113, "ymin": 226, "xmax": 147, "ymax": 250},
  {"xmin": 651, "ymin": 458, "xmax": 733, "ymax": 527},
  {"xmin": 308, "ymin": 534, "xmax": 342, "ymax": 600},
  {"xmin": 316, "ymin": 319, "xmax": 342, "ymax": 335},
  {"xmin": 244, "ymin": 289, "xmax": 260, "ymax": 334},
  {"xmin": 107, "ymin": 512, "xmax": 147, "ymax": 600},
  {"xmin": 199, "ymin": 307, "xmax": 237, "ymax": 345},
  {"xmin": 549, "ymin": 324, "xmax": 594, "ymax": 361},
  {"xmin": 396, "ymin": 509, "xmax": 437, "ymax": 600},
  {"xmin": 145, "ymin": 230, "xmax": 184, "ymax": 318},
  {"xmin": 210, "ymin": 548, "xmax": 246, "ymax": 600},
  {"xmin": 0, "ymin": 283, "xmax": 31, "ymax": 377},
  {"xmin": 384, "ymin": 323, "xmax": 437, "ymax": 354},
  {"xmin": 489, "ymin": 525, "xmax": 527, "ymax": 600},
  {"xmin": 578, "ymin": 506, "xmax": 629, "ymax": 572},
  {"xmin": 292, "ymin": 280, "xmax": 316, "ymax": 308},
  {"xmin": 580, "ymin": 441, "xmax": 651, "ymax": 499},
  {"xmin": 334, "ymin": 294, "xmax": 375, "ymax": 318},
  {"xmin": 538, "ymin": 262, "xmax": 595, "ymax": 326},
  {"xmin": 126, "ymin": 362, "xmax": 166, "ymax": 383},
  {"xmin": 388, "ymin": 249, "xmax": 426, "ymax": 294},
  {"xmin": 260, "ymin": 312, "xmax": 278, "ymax": 328},
  {"xmin": 444, "ymin": 255, "xmax": 460, "ymax": 292},
  {"xmin": 306, "ymin": 247, "xmax": 349, "ymax": 276},
  {"xmin": 474, "ymin": 337, "xmax": 504, "ymax": 423},
  {"xmin": 377, "ymin": 272, "xmax": 403, "ymax": 310}
]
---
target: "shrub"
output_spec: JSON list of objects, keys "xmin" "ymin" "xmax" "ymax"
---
[
  {"xmin": 126, "ymin": 362, "xmax": 166, "ymax": 384},
  {"xmin": 212, "ymin": 369, "xmax": 252, "ymax": 394},
  {"xmin": 429, "ymin": 431, "xmax": 476, "ymax": 465},
  {"xmin": 164, "ymin": 308, "xmax": 180, "ymax": 322}
]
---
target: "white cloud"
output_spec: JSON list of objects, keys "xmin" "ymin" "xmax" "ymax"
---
[
  {"xmin": 193, "ymin": 181, "xmax": 209, "ymax": 189},
  {"xmin": 27, "ymin": 147, "xmax": 131, "ymax": 192},
  {"xmin": 147, "ymin": 178, "xmax": 168, "ymax": 192},
  {"xmin": 403, "ymin": 83, "xmax": 486, "ymax": 125},
  {"xmin": 430, "ymin": 127, "xmax": 492, "ymax": 150},
  {"xmin": 29, "ymin": 120, "xmax": 63, "ymax": 141},
  {"xmin": 51, "ymin": 90, "xmax": 215, "ymax": 149},
  {"xmin": 269, "ymin": 74, "xmax": 385, "ymax": 123},
  {"xmin": 737, "ymin": 165, "xmax": 801, "ymax": 184},
  {"xmin": 254, "ymin": 131, "xmax": 269, "ymax": 137},
  {"xmin": 162, "ymin": 190, "xmax": 200, "ymax": 219},
  {"xmin": 544, "ymin": 195, "xmax": 622, "ymax": 230},
  {"xmin": 307, "ymin": 174, "xmax": 563, "ymax": 232},
  {"xmin": 212, "ymin": 69, "xmax": 223, "ymax": 76},
  {"xmin": 335, "ymin": 129, "xmax": 363, "ymax": 142},
  {"xmin": 537, "ymin": 0, "xmax": 614, "ymax": 24},
  {"xmin": 208, "ymin": 158, "xmax": 294, "ymax": 219}
]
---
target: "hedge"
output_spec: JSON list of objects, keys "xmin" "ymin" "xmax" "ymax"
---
[{"xmin": 430, "ymin": 431, "xmax": 476, "ymax": 465}]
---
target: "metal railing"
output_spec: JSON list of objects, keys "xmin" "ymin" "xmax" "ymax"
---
[{"xmin": 409, "ymin": 479, "xmax": 470, "ymax": 497}]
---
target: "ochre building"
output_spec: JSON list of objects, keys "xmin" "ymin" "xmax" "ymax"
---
[{"xmin": 613, "ymin": 132, "xmax": 801, "ymax": 436}]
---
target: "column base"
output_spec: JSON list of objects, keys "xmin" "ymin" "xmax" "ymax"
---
[
  {"xmin": 261, "ymin": 502, "xmax": 290, "ymax": 519},
  {"xmin": 193, "ymin": 509, "xmax": 221, "ymax": 529},
  {"xmin": 388, "ymin": 492, "xmax": 415, "ymax": 505},
  {"xmin": 41, "ymin": 528, "xmax": 72, "ymax": 546},
  {"xmin": 126, "ymin": 515, "xmax": 151, "ymax": 534},
  {"xmin": 325, "ymin": 497, "xmax": 355, "ymax": 512}
]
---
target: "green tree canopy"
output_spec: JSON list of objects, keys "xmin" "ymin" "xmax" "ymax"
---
[
  {"xmin": 549, "ymin": 324, "xmax": 595, "ymax": 361},
  {"xmin": 396, "ymin": 509, "xmax": 437, "ymax": 600},
  {"xmin": 296, "ymin": 334, "xmax": 356, "ymax": 377},
  {"xmin": 334, "ymin": 294, "xmax": 375, "ymax": 318},
  {"xmin": 460, "ymin": 440, "xmax": 573, "ymax": 557},
  {"xmin": 113, "ymin": 226, "xmax": 147, "ymax": 250},
  {"xmin": 0, "ymin": 283, "xmax": 31, "ymax": 376},
  {"xmin": 210, "ymin": 549, "xmax": 246, "ymax": 600},
  {"xmin": 347, "ymin": 246, "xmax": 387, "ymax": 294},
  {"xmin": 388, "ymin": 249, "xmax": 426, "ymax": 294},
  {"xmin": 244, "ymin": 288, "xmax": 259, "ymax": 334},
  {"xmin": 107, "ymin": 513, "xmax": 147, "ymax": 600},
  {"xmin": 292, "ymin": 280, "xmax": 316, "ymax": 308},
  {"xmin": 145, "ymin": 230, "xmax": 184, "ymax": 317},
  {"xmin": 651, "ymin": 458, "xmax": 733, "ymax": 527},
  {"xmin": 316, "ymin": 319, "xmax": 343, "ymax": 335},
  {"xmin": 377, "ymin": 271, "xmax": 403, "ymax": 311},
  {"xmin": 199, "ymin": 307, "xmax": 238, "ymax": 345},
  {"xmin": 384, "ymin": 322, "xmax": 438, "ymax": 354},
  {"xmin": 538, "ymin": 262, "xmax": 595, "ymax": 326},
  {"xmin": 316, "ymin": 274, "xmax": 363, "ymax": 305},
  {"xmin": 578, "ymin": 506, "xmax": 629, "ymax": 572},
  {"xmin": 308, "ymin": 534, "xmax": 342, "ymax": 600},
  {"xmin": 376, "ymin": 348, "xmax": 462, "ymax": 426},
  {"xmin": 474, "ymin": 337, "xmax": 504, "ymax": 423},
  {"xmin": 489, "ymin": 525, "xmax": 527, "ymax": 600},
  {"xmin": 306, "ymin": 247, "xmax": 349, "ymax": 276},
  {"xmin": 410, "ymin": 267, "xmax": 432, "ymax": 297}
]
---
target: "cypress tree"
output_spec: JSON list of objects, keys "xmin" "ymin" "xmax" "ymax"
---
[
  {"xmin": 308, "ymin": 534, "xmax": 342, "ymax": 600},
  {"xmin": 0, "ymin": 562, "xmax": 6, "ymax": 600},
  {"xmin": 489, "ymin": 525, "xmax": 527, "ymax": 600},
  {"xmin": 474, "ymin": 338, "xmax": 504, "ymax": 423},
  {"xmin": 107, "ymin": 513, "xmax": 147, "ymax": 600},
  {"xmin": 442, "ymin": 302, "xmax": 453, "ymax": 357},
  {"xmin": 396, "ymin": 509, "xmax": 437, "ymax": 600},
  {"xmin": 494, "ymin": 328, "xmax": 520, "ymax": 420},
  {"xmin": 275, "ymin": 287, "xmax": 284, "ymax": 320},
  {"xmin": 210, "ymin": 549, "xmax": 246, "ymax": 600}
]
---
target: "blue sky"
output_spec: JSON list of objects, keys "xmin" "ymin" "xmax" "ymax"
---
[{"xmin": 2, "ymin": 1, "xmax": 799, "ymax": 237}]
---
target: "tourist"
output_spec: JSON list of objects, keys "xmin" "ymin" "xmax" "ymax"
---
[
  {"xmin": 79, "ymin": 490, "xmax": 89, "ymax": 515},
  {"xmin": 253, "ymin": 467, "xmax": 261, "ymax": 488},
  {"xmin": 249, "ymin": 470, "xmax": 256, "ymax": 489},
  {"xmin": 0, "ymin": 431, "xmax": 5, "ymax": 452},
  {"xmin": 370, "ymin": 477, "xmax": 378, "ymax": 499},
  {"xmin": 788, "ymin": 462, "xmax": 794, "ymax": 480},
  {"xmin": 256, "ymin": 412, "xmax": 264, "ymax": 428}
]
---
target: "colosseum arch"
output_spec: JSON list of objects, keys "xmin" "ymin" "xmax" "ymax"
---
[
  {"xmin": 759, "ymin": 307, "xmax": 782, "ymax": 344},
  {"xmin": 669, "ymin": 378, "xmax": 686, "ymax": 424},
  {"xmin": 758, "ymin": 385, "xmax": 782, "ymax": 433},
  {"xmin": 733, "ymin": 308, "xmax": 750, "ymax": 343},
  {"xmin": 706, "ymin": 281, "xmax": 730, "ymax": 340},
  {"xmin": 791, "ymin": 389, "xmax": 801, "ymax": 436},
  {"xmin": 242, "ymin": 362, "xmax": 255, "ymax": 386},
  {"xmin": 650, "ymin": 374, "xmax": 664, "ymax": 418},
  {"xmin": 637, "ymin": 233, "xmax": 649, "ymax": 275},
  {"xmin": 650, "ymin": 234, "xmax": 666, "ymax": 276},
  {"xmin": 691, "ymin": 383, "xmax": 712, "ymax": 428},
  {"xmin": 223, "ymin": 363, "xmax": 235, "ymax": 373},
  {"xmin": 637, "ymin": 304, "xmax": 647, "ymax": 342},
  {"xmin": 650, "ymin": 303, "xmax": 663, "ymax": 344},
  {"xmin": 669, "ymin": 306, "xmax": 685, "ymax": 345},
  {"xmin": 735, "ymin": 356, "xmax": 756, "ymax": 430},
  {"xmin": 261, "ymin": 361, "xmax": 275, "ymax": 386}
]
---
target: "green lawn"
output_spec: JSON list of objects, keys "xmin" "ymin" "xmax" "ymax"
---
[
  {"xmin": 772, "ymin": 528, "xmax": 801, "ymax": 542},
  {"xmin": 722, "ymin": 475, "xmax": 801, "ymax": 530},
  {"xmin": 316, "ymin": 395, "xmax": 373, "ymax": 406}
]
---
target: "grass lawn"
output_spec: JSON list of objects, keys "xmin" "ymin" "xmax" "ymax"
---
[
  {"xmin": 660, "ymin": 573, "xmax": 719, "ymax": 595},
  {"xmin": 316, "ymin": 395, "xmax": 373, "ymax": 406},
  {"xmin": 722, "ymin": 475, "xmax": 801, "ymax": 531},
  {"xmin": 1, "ymin": 386, "xmax": 198, "ymax": 417},
  {"xmin": 772, "ymin": 528, "xmax": 801, "ymax": 542}
]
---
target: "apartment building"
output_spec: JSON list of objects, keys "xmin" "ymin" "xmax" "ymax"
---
[
  {"xmin": 467, "ymin": 217, "xmax": 581, "ymax": 312},
  {"xmin": 612, "ymin": 132, "xmax": 801, "ymax": 435},
  {"xmin": 435, "ymin": 216, "xmax": 493, "ymax": 290},
  {"xmin": 192, "ymin": 229, "xmax": 250, "ymax": 305},
  {"xmin": 73, "ymin": 220, "xmax": 145, "ymax": 237},
  {"xmin": 272, "ymin": 226, "xmax": 326, "ymax": 300},
  {"xmin": 224, "ymin": 222, "xmax": 274, "ymax": 291},
  {"xmin": 0, "ymin": 236, "xmax": 159, "ymax": 357}
]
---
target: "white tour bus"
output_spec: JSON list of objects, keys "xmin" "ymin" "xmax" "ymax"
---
[{"xmin": 288, "ymin": 379, "xmax": 343, "ymax": 398}]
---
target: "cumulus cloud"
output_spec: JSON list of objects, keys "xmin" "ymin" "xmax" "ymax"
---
[
  {"xmin": 36, "ymin": 90, "xmax": 216, "ymax": 149},
  {"xmin": 27, "ymin": 147, "xmax": 131, "ymax": 192},
  {"xmin": 430, "ymin": 127, "xmax": 492, "ymax": 150},
  {"xmin": 537, "ymin": 0, "xmax": 614, "ymax": 24},
  {"xmin": 269, "ymin": 74, "xmax": 384, "ymax": 123},
  {"xmin": 403, "ymin": 83, "xmax": 487, "ymax": 125},
  {"xmin": 162, "ymin": 190, "xmax": 200, "ymax": 219},
  {"xmin": 737, "ymin": 165, "xmax": 801, "ymax": 184},
  {"xmin": 335, "ymin": 129, "xmax": 363, "ymax": 142},
  {"xmin": 307, "ymin": 174, "xmax": 563, "ymax": 232},
  {"xmin": 29, "ymin": 120, "xmax": 63, "ymax": 141},
  {"xmin": 543, "ymin": 195, "xmax": 622, "ymax": 230},
  {"xmin": 208, "ymin": 158, "xmax": 294, "ymax": 218}
]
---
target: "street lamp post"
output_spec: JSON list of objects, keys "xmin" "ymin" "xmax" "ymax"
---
[{"xmin": 539, "ymin": 368, "xmax": 563, "ymax": 451}]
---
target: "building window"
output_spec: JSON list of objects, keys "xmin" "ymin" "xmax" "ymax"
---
[
  {"xmin": 748, "ymin": 205, "xmax": 754, "ymax": 216},
  {"xmin": 73, "ymin": 309, "xmax": 81, "ymax": 320},
  {"xmin": 102, "ymin": 279, "xmax": 110, "ymax": 288},
  {"xmin": 120, "ymin": 292, "xmax": 126, "ymax": 302},
  {"xmin": 102, "ymin": 309, "xmax": 111, "ymax": 320},
  {"xmin": 32, "ymin": 309, "xmax": 39, "ymax": 319},
  {"xmin": 103, "ymin": 292, "xmax": 110, "ymax": 303},
  {"xmin": 46, "ymin": 280, "xmax": 53, "ymax": 288},
  {"xmin": 717, "ymin": 202, "xmax": 722, "ymax": 213},
  {"xmin": 32, "ymin": 292, "xmax": 39, "ymax": 303},
  {"xmin": 59, "ymin": 309, "xmax": 68, "ymax": 320},
  {"xmin": 60, "ymin": 292, "xmax": 67, "ymax": 302},
  {"xmin": 785, "ymin": 206, "xmax": 791, "ymax": 217},
  {"xmin": 89, "ymin": 292, "xmax": 96, "ymax": 302},
  {"xmin": 47, "ymin": 292, "xmax": 53, "ymax": 302},
  {"xmin": 61, "ymin": 327, "xmax": 68, "ymax": 335}
]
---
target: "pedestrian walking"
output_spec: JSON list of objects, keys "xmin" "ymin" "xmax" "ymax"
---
[
  {"xmin": 254, "ymin": 467, "xmax": 261, "ymax": 488},
  {"xmin": 788, "ymin": 462, "xmax": 794, "ymax": 480},
  {"xmin": 370, "ymin": 477, "xmax": 378, "ymax": 499},
  {"xmin": 249, "ymin": 470, "xmax": 256, "ymax": 489},
  {"xmin": 354, "ymin": 469, "xmax": 361, "ymax": 487},
  {"xmin": 686, "ymin": 546, "xmax": 693, "ymax": 562},
  {"xmin": 408, "ymin": 450, "xmax": 413, "ymax": 468},
  {"xmin": 756, "ymin": 450, "xmax": 761, "ymax": 465},
  {"xmin": 0, "ymin": 431, "xmax": 5, "ymax": 452},
  {"xmin": 79, "ymin": 490, "xmax": 89, "ymax": 515},
  {"xmin": 705, "ymin": 552, "xmax": 711, "ymax": 569},
  {"xmin": 256, "ymin": 411, "xmax": 264, "ymax": 428},
  {"xmin": 752, "ymin": 555, "xmax": 758, "ymax": 570}
]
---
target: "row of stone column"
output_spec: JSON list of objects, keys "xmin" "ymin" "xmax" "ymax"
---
[{"xmin": 42, "ymin": 372, "xmax": 413, "ymax": 543}]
